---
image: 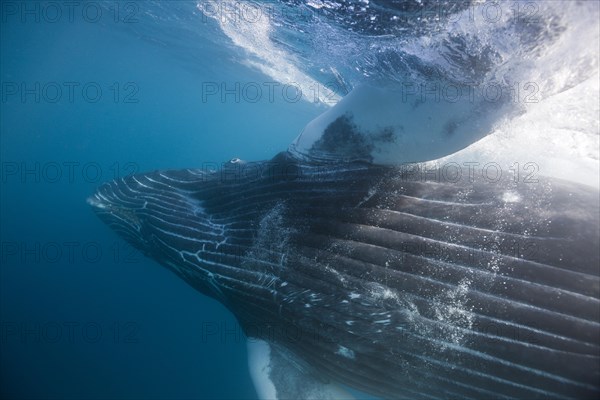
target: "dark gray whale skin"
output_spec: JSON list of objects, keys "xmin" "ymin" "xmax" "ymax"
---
[{"xmin": 88, "ymin": 151, "xmax": 600, "ymax": 400}]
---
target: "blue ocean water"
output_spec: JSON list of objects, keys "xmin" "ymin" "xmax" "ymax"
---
[
  {"xmin": 0, "ymin": 3, "xmax": 319, "ymax": 399},
  {"xmin": 1, "ymin": 1, "xmax": 599, "ymax": 399}
]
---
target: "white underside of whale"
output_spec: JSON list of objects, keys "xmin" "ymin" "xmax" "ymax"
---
[{"xmin": 247, "ymin": 339, "xmax": 357, "ymax": 400}]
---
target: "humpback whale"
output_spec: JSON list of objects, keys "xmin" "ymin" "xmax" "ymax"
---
[{"xmin": 88, "ymin": 151, "xmax": 600, "ymax": 399}]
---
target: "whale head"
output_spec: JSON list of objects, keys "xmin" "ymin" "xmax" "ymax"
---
[
  {"xmin": 87, "ymin": 155, "xmax": 600, "ymax": 400},
  {"xmin": 87, "ymin": 170, "xmax": 234, "ymax": 299}
]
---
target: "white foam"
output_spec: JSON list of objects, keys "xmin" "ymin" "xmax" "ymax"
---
[
  {"xmin": 198, "ymin": 1, "xmax": 340, "ymax": 105},
  {"xmin": 440, "ymin": 73, "xmax": 599, "ymax": 188},
  {"xmin": 438, "ymin": 1, "xmax": 599, "ymax": 187}
]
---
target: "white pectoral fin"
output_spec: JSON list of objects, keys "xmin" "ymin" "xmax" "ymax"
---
[
  {"xmin": 289, "ymin": 83, "xmax": 517, "ymax": 164},
  {"xmin": 247, "ymin": 339, "xmax": 356, "ymax": 400}
]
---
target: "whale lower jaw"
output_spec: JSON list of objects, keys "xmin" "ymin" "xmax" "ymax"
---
[{"xmin": 89, "ymin": 152, "xmax": 600, "ymax": 400}]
